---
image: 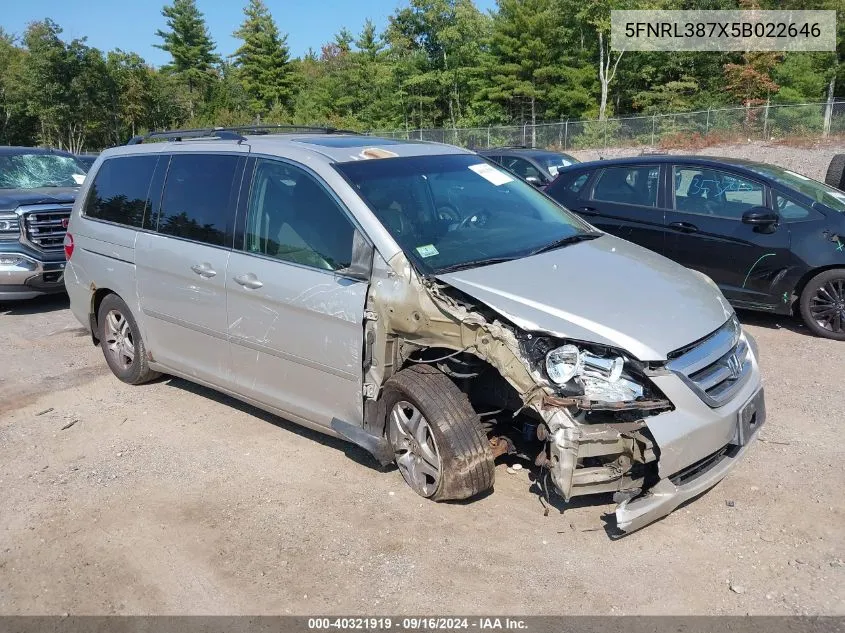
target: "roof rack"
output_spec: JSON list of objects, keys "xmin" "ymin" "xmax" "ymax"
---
[{"xmin": 126, "ymin": 124, "xmax": 359, "ymax": 145}]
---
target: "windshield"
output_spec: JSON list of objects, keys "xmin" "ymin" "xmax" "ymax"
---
[
  {"xmin": 744, "ymin": 163, "xmax": 845, "ymax": 213},
  {"xmin": 0, "ymin": 153, "xmax": 86, "ymax": 189},
  {"xmin": 539, "ymin": 153, "xmax": 578, "ymax": 178},
  {"xmin": 336, "ymin": 154, "xmax": 595, "ymax": 274}
]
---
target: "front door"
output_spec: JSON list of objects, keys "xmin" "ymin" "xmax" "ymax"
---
[
  {"xmin": 665, "ymin": 165, "xmax": 792, "ymax": 308},
  {"xmin": 136, "ymin": 152, "xmax": 245, "ymax": 384},
  {"xmin": 580, "ymin": 164, "xmax": 667, "ymax": 255},
  {"xmin": 226, "ymin": 157, "xmax": 368, "ymax": 429}
]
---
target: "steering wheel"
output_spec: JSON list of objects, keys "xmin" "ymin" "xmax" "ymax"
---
[
  {"xmin": 437, "ymin": 205, "xmax": 460, "ymax": 223},
  {"xmin": 456, "ymin": 209, "xmax": 491, "ymax": 230}
]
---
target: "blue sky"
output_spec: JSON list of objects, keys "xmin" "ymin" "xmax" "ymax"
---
[{"xmin": 4, "ymin": 0, "xmax": 498, "ymax": 66}]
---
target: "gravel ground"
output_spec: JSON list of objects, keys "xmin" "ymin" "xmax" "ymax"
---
[
  {"xmin": 570, "ymin": 140, "xmax": 845, "ymax": 182},
  {"xmin": 1, "ymin": 143, "xmax": 844, "ymax": 616},
  {"xmin": 0, "ymin": 293, "xmax": 843, "ymax": 616}
]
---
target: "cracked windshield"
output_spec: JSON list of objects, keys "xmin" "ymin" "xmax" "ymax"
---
[{"xmin": 0, "ymin": 154, "xmax": 86, "ymax": 189}]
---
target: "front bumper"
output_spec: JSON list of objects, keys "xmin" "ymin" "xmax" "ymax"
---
[
  {"xmin": 0, "ymin": 251, "xmax": 67, "ymax": 300},
  {"xmin": 543, "ymin": 335, "xmax": 764, "ymax": 534}
]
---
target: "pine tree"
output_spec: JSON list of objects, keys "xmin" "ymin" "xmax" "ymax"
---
[
  {"xmin": 155, "ymin": 0, "xmax": 220, "ymax": 117},
  {"xmin": 232, "ymin": 0, "xmax": 294, "ymax": 115}
]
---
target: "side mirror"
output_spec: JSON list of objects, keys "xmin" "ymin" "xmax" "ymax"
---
[
  {"xmin": 525, "ymin": 175, "xmax": 543, "ymax": 187},
  {"xmin": 742, "ymin": 207, "xmax": 779, "ymax": 227},
  {"xmin": 339, "ymin": 229, "xmax": 374, "ymax": 280}
]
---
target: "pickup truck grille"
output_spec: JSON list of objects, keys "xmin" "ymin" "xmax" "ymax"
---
[
  {"xmin": 666, "ymin": 315, "xmax": 752, "ymax": 408},
  {"xmin": 21, "ymin": 206, "xmax": 72, "ymax": 251}
]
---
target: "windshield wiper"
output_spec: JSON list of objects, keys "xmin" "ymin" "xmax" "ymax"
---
[
  {"xmin": 528, "ymin": 232, "xmax": 602, "ymax": 256},
  {"xmin": 436, "ymin": 256, "xmax": 519, "ymax": 274}
]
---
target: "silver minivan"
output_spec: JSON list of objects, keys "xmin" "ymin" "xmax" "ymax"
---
[{"xmin": 65, "ymin": 127, "xmax": 765, "ymax": 534}]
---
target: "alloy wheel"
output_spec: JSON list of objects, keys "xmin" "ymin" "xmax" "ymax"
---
[
  {"xmin": 104, "ymin": 309, "xmax": 135, "ymax": 369},
  {"xmin": 388, "ymin": 400, "xmax": 441, "ymax": 497}
]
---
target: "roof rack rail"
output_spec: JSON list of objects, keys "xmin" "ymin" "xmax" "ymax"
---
[{"xmin": 126, "ymin": 124, "xmax": 359, "ymax": 145}]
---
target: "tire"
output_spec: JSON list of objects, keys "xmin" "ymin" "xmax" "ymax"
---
[
  {"xmin": 382, "ymin": 364, "xmax": 494, "ymax": 501},
  {"xmin": 97, "ymin": 294, "xmax": 160, "ymax": 384},
  {"xmin": 799, "ymin": 269, "xmax": 845, "ymax": 341},
  {"xmin": 824, "ymin": 154, "xmax": 845, "ymax": 191}
]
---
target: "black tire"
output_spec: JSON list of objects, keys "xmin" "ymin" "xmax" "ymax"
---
[
  {"xmin": 97, "ymin": 294, "xmax": 160, "ymax": 384},
  {"xmin": 824, "ymin": 154, "xmax": 845, "ymax": 191},
  {"xmin": 382, "ymin": 364, "xmax": 494, "ymax": 501},
  {"xmin": 799, "ymin": 269, "xmax": 845, "ymax": 341}
]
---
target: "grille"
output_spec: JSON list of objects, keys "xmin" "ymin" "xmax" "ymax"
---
[
  {"xmin": 21, "ymin": 206, "xmax": 72, "ymax": 251},
  {"xmin": 666, "ymin": 316, "xmax": 752, "ymax": 408}
]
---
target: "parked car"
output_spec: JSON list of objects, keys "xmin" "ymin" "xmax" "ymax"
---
[
  {"xmin": 478, "ymin": 146, "xmax": 578, "ymax": 188},
  {"xmin": 0, "ymin": 146, "xmax": 87, "ymax": 301},
  {"xmin": 546, "ymin": 156, "xmax": 845, "ymax": 340},
  {"xmin": 65, "ymin": 126, "xmax": 764, "ymax": 534}
]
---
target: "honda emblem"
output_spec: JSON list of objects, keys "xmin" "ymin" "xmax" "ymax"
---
[{"xmin": 725, "ymin": 353, "xmax": 742, "ymax": 380}]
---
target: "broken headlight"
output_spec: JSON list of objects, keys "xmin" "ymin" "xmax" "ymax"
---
[{"xmin": 545, "ymin": 344, "xmax": 644, "ymax": 403}]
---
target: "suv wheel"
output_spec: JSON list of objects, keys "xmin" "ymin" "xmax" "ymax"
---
[
  {"xmin": 98, "ymin": 294, "xmax": 160, "ymax": 384},
  {"xmin": 799, "ymin": 269, "xmax": 845, "ymax": 340},
  {"xmin": 382, "ymin": 364, "xmax": 494, "ymax": 501}
]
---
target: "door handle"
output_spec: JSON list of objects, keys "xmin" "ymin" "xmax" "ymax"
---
[
  {"xmin": 233, "ymin": 273, "xmax": 264, "ymax": 290},
  {"xmin": 669, "ymin": 221, "xmax": 699, "ymax": 233},
  {"xmin": 190, "ymin": 262, "xmax": 217, "ymax": 278}
]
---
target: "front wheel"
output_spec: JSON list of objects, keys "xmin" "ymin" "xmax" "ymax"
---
[
  {"xmin": 799, "ymin": 269, "xmax": 845, "ymax": 340},
  {"xmin": 382, "ymin": 364, "xmax": 494, "ymax": 501}
]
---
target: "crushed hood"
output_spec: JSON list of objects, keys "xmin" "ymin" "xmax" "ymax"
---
[
  {"xmin": 435, "ymin": 234, "xmax": 734, "ymax": 361},
  {"xmin": 0, "ymin": 187, "xmax": 78, "ymax": 209}
]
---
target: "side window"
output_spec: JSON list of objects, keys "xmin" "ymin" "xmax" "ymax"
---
[
  {"xmin": 674, "ymin": 167, "xmax": 764, "ymax": 219},
  {"xmin": 243, "ymin": 159, "xmax": 354, "ymax": 271},
  {"xmin": 775, "ymin": 193, "xmax": 823, "ymax": 222},
  {"xmin": 83, "ymin": 156, "xmax": 159, "ymax": 227},
  {"xmin": 546, "ymin": 172, "xmax": 589, "ymax": 203},
  {"xmin": 592, "ymin": 166, "xmax": 659, "ymax": 207},
  {"xmin": 502, "ymin": 156, "xmax": 542, "ymax": 180},
  {"xmin": 157, "ymin": 154, "xmax": 240, "ymax": 246}
]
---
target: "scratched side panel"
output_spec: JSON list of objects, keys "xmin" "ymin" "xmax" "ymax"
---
[{"xmin": 226, "ymin": 252, "xmax": 367, "ymax": 429}]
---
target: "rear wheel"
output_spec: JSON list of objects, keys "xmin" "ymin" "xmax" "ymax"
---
[
  {"xmin": 799, "ymin": 269, "xmax": 845, "ymax": 340},
  {"xmin": 382, "ymin": 364, "xmax": 494, "ymax": 501},
  {"xmin": 98, "ymin": 294, "xmax": 160, "ymax": 384},
  {"xmin": 824, "ymin": 154, "xmax": 845, "ymax": 191}
]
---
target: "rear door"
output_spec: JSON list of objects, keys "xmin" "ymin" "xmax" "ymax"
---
[
  {"xmin": 226, "ymin": 157, "xmax": 368, "ymax": 429},
  {"xmin": 664, "ymin": 164, "xmax": 791, "ymax": 307},
  {"xmin": 578, "ymin": 164, "xmax": 668, "ymax": 255},
  {"xmin": 135, "ymin": 151, "xmax": 246, "ymax": 385}
]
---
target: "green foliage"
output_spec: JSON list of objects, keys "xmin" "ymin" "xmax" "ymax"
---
[
  {"xmin": 0, "ymin": 0, "xmax": 840, "ymax": 150},
  {"xmin": 232, "ymin": 0, "xmax": 294, "ymax": 115}
]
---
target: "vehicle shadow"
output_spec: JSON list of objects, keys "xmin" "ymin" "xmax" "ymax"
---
[
  {"xmin": 0, "ymin": 293, "xmax": 69, "ymax": 315},
  {"xmin": 161, "ymin": 375, "xmax": 384, "ymax": 471},
  {"xmin": 734, "ymin": 308, "xmax": 808, "ymax": 336}
]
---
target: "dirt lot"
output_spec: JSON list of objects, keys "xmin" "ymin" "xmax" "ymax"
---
[
  {"xmin": 0, "ymin": 293, "xmax": 843, "ymax": 616},
  {"xmin": 571, "ymin": 140, "xmax": 845, "ymax": 182}
]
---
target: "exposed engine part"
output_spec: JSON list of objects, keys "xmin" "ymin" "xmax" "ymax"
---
[{"xmin": 489, "ymin": 436, "xmax": 513, "ymax": 459}]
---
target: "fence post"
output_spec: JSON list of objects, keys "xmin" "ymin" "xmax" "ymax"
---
[
  {"xmin": 705, "ymin": 107, "xmax": 710, "ymax": 137},
  {"xmin": 651, "ymin": 115, "xmax": 656, "ymax": 145},
  {"xmin": 522, "ymin": 123, "xmax": 527, "ymax": 146},
  {"xmin": 564, "ymin": 119, "xmax": 569, "ymax": 150},
  {"xmin": 603, "ymin": 118, "xmax": 608, "ymax": 151},
  {"xmin": 487, "ymin": 126, "xmax": 491, "ymax": 148},
  {"xmin": 763, "ymin": 98, "xmax": 770, "ymax": 139}
]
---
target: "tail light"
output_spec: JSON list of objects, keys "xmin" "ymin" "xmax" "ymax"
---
[{"xmin": 63, "ymin": 233, "xmax": 74, "ymax": 259}]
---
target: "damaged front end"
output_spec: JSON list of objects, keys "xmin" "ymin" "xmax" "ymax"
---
[{"xmin": 361, "ymin": 251, "xmax": 721, "ymax": 534}]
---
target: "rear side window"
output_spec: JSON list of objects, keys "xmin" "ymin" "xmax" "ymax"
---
[
  {"xmin": 549, "ymin": 172, "xmax": 590, "ymax": 197},
  {"xmin": 592, "ymin": 166, "xmax": 659, "ymax": 207},
  {"xmin": 83, "ymin": 156, "xmax": 159, "ymax": 227},
  {"xmin": 157, "ymin": 154, "xmax": 241, "ymax": 247}
]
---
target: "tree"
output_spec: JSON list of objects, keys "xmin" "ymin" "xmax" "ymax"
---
[
  {"xmin": 232, "ymin": 0, "xmax": 294, "ymax": 115},
  {"xmin": 155, "ymin": 0, "xmax": 220, "ymax": 117}
]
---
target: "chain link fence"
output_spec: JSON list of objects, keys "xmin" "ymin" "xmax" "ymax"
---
[{"xmin": 373, "ymin": 101, "xmax": 845, "ymax": 151}]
